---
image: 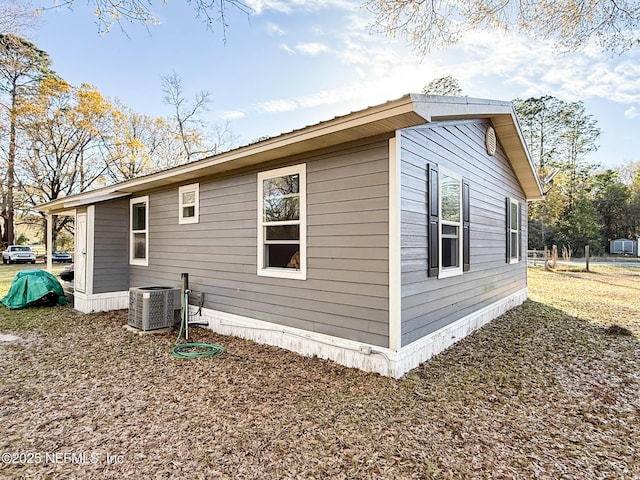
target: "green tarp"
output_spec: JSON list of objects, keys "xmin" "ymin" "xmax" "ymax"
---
[{"xmin": 1, "ymin": 269, "xmax": 67, "ymax": 310}]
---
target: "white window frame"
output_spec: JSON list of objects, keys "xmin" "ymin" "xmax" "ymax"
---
[
  {"xmin": 257, "ymin": 164, "xmax": 306, "ymax": 280},
  {"xmin": 130, "ymin": 196, "xmax": 149, "ymax": 266},
  {"xmin": 438, "ymin": 168, "xmax": 463, "ymax": 279},
  {"xmin": 509, "ymin": 197, "xmax": 520, "ymax": 264},
  {"xmin": 179, "ymin": 183, "xmax": 199, "ymax": 224}
]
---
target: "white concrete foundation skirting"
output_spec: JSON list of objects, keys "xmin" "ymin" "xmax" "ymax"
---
[
  {"xmin": 193, "ymin": 288, "xmax": 528, "ymax": 378},
  {"xmin": 73, "ymin": 291, "xmax": 129, "ymax": 313}
]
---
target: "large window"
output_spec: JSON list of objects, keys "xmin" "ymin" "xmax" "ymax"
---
[
  {"xmin": 427, "ymin": 163, "xmax": 470, "ymax": 278},
  {"xmin": 439, "ymin": 169, "xmax": 463, "ymax": 278},
  {"xmin": 179, "ymin": 183, "xmax": 199, "ymax": 224},
  {"xmin": 257, "ymin": 164, "xmax": 306, "ymax": 280},
  {"xmin": 130, "ymin": 196, "xmax": 149, "ymax": 266}
]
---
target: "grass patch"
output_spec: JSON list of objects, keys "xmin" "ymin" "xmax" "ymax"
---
[{"xmin": 528, "ymin": 265, "xmax": 640, "ymax": 334}]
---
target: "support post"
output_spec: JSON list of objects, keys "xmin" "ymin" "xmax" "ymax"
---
[
  {"xmin": 585, "ymin": 245, "xmax": 590, "ymax": 272},
  {"xmin": 46, "ymin": 214, "xmax": 53, "ymax": 272}
]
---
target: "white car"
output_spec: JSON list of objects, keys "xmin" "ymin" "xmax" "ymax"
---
[{"xmin": 2, "ymin": 245, "xmax": 37, "ymax": 264}]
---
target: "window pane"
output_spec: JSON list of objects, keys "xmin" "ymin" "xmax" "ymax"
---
[
  {"xmin": 510, "ymin": 232, "xmax": 519, "ymax": 259},
  {"xmin": 441, "ymin": 175, "xmax": 460, "ymax": 222},
  {"xmin": 263, "ymin": 174, "xmax": 299, "ymax": 198},
  {"xmin": 442, "ymin": 237, "xmax": 459, "ymax": 268},
  {"xmin": 511, "ymin": 203, "xmax": 519, "ymax": 230},
  {"xmin": 263, "ymin": 174, "xmax": 300, "ymax": 222},
  {"xmin": 264, "ymin": 196, "xmax": 299, "ymax": 222},
  {"xmin": 442, "ymin": 224, "xmax": 458, "ymax": 237},
  {"xmin": 183, "ymin": 206, "xmax": 195, "ymax": 218},
  {"xmin": 266, "ymin": 225, "xmax": 299, "ymax": 241},
  {"xmin": 133, "ymin": 232, "xmax": 146, "ymax": 259},
  {"xmin": 132, "ymin": 202, "xmax": 146, "ymax": 231},
  {"xmin": 182, "ymin": 191, "xmax": 195, "ymax": 205},
  {"xmin": 265, "ymin": 244, "xmax": 300, "ymax": 269}
]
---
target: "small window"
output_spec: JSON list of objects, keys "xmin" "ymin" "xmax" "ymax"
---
[
  {"xmin": 130, "ymin": 196, "xmax": 149, "ymax": 266},
  {"xmin": 507, "ymin": 198, "xmax": 520, "ymax": 263},
  {"xmin": 257, "ymin": 164, "xmax": 306, "ymax": 280},
  {"xmin": 179, "ymin": 183, "xmax": 199, "ymax": 224},
  {"xmin": 439, "ymin": 168, "xmax": 463, "ymax": 278}
]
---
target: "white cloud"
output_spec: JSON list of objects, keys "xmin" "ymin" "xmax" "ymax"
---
[
  {"xmin": 256, "ymin": 99, "xmax": 299, "ymax": 113},
  {"xmin": 266, "ymin": 22, "xmax": 286, "ymax": 36},
  {"xmin": 295, "ymin": 42, "xmax": 329, "ymax": 56},
  {"xmin": 625, "ymin": 106, "xmax": 639, "ymax": 119},
  {"xmin": 278, "ymin": 42, "xmax": 330, "ymax": 56},
  {"xmin": 245, "ymin": 0, "xmax": 358, "ymax": 15},
  {"xmin": 279, "ymin": 43, "xmax": 296, "ymax": 55},
  {"xmin": 244, "ymin": 0, "xmax": 292, "ymax": 14},
  {"xmin": 234, "ymin": 8, "xmax": 640, "ymax": 156},
  {"xmin": 218, "ymin": 110, "xmax": 245, "ymax": 120}
]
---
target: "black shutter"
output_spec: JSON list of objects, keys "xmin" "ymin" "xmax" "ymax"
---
[
  {"xmin": 505, "ymin": 197, "xmax": 511, "ymax": 263},
  {"xmin": 427, "ymin": 163, "xmax": 439, "ymax": 277},
  {"xmin": 463, "ymin": 179, "xmax": 470, "ymax": 272},
  {"xmin": 518, "ymin": 202, "xmax": 523, "ymax": 262}
]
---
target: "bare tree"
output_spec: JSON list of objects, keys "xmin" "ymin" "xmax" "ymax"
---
[
  {"xmin": 0, "ymin": 33, "xmax": 53, "ymax": 246},
  {"xmin": 0, "ymin": 0, "xmax": 40, "ymax": 35},
  {"xmin": 210, "ymin": 119, "xmax": 240, "ymax": 155},
  {"xmin": 103, "ymin": 103, "xmax": 186, "ymax": 181},
  {"xmin": 39, "ymin": 0, "xmax": 252, "ymax": 40},
  {"xmin": 161, "ymin": 71, "xmax": 216, "ymax": 163},
  {"xmin": 18, "ymin": 78, "xmax": 116, "ymax": 245},
  {"xmin": 366, "ymin": 0, "xmax": 640, "ymax": 55}
]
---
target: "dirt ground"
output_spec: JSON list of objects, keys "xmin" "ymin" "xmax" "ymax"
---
[{"xmin": 1, "ymin": 267, "xmax": 639, "ymax": 479}]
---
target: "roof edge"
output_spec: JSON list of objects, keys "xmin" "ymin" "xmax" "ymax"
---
[{"xmin": 38, "ymin": 93, "xmax": 544, "ymax": 213}]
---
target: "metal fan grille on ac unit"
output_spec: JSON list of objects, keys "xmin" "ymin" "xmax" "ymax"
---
[{"xmin": 128, "ymin": 287, "xmax": 181, "ymax": 331}]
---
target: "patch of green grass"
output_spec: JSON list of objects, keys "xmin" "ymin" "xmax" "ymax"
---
[
  {"xmin": 0, "ymin": 263, "xmax": 70, "ymax": 331},
  {"xmin": 528, "ymin": 265, "xmax": 640, "ymax": 335},
  {"xmin": 0, "ymin": 263, "xmax": 66, "ymax": 294}
]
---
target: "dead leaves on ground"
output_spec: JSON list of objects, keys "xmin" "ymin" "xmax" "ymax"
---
[{"xmin": 1, "ymin": 267, "xmax": 639, "ymax": 479}]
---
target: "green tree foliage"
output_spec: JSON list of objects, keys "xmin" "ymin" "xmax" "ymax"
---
[
  {"xmin": 554, "ymin": 198, "xmax": 603, "ymax": 256},
  {"xmin": 515, "ymin": 96, "xmax": 605, "ymax": 253},
  {"xmin": 593, "ymin": 170, "xmax": 632, "ymax": 242},
  {"xmin": 513, "ymin": 96, "xmax": 566, "ymax": 170},
  {"xmin": 517, "ymin": 95, "xmax": 640, "ymax": 254}
]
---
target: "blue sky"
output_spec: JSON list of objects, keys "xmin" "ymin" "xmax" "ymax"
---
[{"xmin": 29, "ymin": 0, "xmax": 640, "ymax": 169}]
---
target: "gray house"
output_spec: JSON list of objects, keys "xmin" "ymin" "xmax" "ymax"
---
[{"xmin": 39, "ymin": 94, "xmax": 543, "ymax": 378}]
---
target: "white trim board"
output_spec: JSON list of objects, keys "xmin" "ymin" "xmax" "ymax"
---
[
  {"xmin": 192, "ymin": 288, "xmax": 528, "ymax": 378},
  {"xmin": 388, "ymin": 134, "xmax": 402, "ymax": 351}
]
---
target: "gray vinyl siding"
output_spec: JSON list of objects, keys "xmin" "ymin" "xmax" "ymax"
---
[
  {"xmin": 92, "ymin": 199, "xmax": 130, "ymax": 294},
  {"xmin": 400, "ymin": 119, "xmax": 528, "ymax": 346},
  {"xmin": 129, "ymin": 138, "xmax": 391, "ymax": 347}
]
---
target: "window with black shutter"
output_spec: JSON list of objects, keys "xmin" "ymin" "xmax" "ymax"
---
[{"xmin": 428, "ymin": 163, "xmax": 470, "ymax": 278}]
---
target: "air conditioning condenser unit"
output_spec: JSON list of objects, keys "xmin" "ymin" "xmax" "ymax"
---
[{"xmin": 128, "ymin": 286, "xmax": 182, "ymax": 331}]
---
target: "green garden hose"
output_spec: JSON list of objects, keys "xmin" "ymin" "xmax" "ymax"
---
[
  {"xmin": 171, "ymin": 304, "xmax": 225, "ymax": 359},
  {"xmin": 171, "ymin": 341, "xmax": 225, "ymax": 359}
]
